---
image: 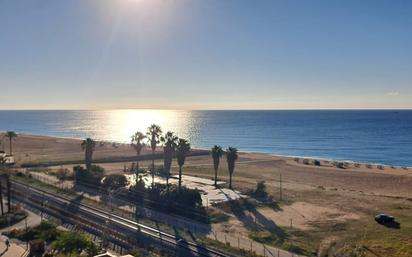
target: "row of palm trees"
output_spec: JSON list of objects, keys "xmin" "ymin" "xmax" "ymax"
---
[
  {"xmin": 82, "ymin": 124, "xmax": 239, "ymax": 190},
  {"xmin": 1, "ymin": 131, "xmax": 18, "ymax": 155},
  {"xmin": 211, "ymin": 145, "xmax": 238, "ymax": 189},
  {"xmin": 131, "ymin": 125, "xmax": 191, "ymax": 190},
  {"xmin": 130, "ymin": 124, "xmax": 238, "ymax": 189}
]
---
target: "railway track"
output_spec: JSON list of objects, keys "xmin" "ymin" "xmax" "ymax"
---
[{"xmin": 10, "ymin": 179, "xmax": 233, "ymax": 257}]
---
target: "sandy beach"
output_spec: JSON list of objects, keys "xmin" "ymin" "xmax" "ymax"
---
[{"xmin": 3, "ymin": 133, "xmax": 411, "ymax": 198}]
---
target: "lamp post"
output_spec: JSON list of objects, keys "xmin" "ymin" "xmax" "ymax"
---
[{"xmin": 102, "ymin": 187, "xmax": 122, "ymax": 251}]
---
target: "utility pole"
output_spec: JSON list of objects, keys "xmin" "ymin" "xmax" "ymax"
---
[
  {"xmin": 6, "ymin": 176, "xmax": 11, "ymax": 213},
  {"xmin": 0, "ymin": 179, "xmax": 3, "ymax": 216},
  {"xmin": 279, "ymin": 173, "xmax": 282, "ymax": 201}
]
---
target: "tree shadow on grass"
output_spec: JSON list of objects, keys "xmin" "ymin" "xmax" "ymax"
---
[
  {"xmin": 259, "ymin": 199, "xmax": 282, "ymax": 212},
  {"xmin": 228, "ymin": 199, "xmax": 287, "ymax": 241},
  {"xmin": 187, "ymin": 231, "xmax": 212, "ymax": 257}
]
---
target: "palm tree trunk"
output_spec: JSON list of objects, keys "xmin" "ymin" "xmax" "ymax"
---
[
  {"xmin": 178, "ymin": 166, "xmax": 182, "ymax": 190},
  {"xmin": 151, "ymin": 150, "xmax": 155, "ymax": 187},
  {"xmin": 166, "ymin": 176, "xmax": 169, "ymax": 195},
  {"xmin": 136, "ymin": 158, "xmax": 140, "ymax": 172},
  {"xmin": 9, "ymin": 138, "xmax": 12, "ymax": 155},
  {"xmin": 6, "ymin": 177, "xmax": 11, "ymax": 213},
  {"xmin": 85, "ymin": 149, "xmax": 91, "ymax": 171},
  {"xmin": 229, "ymin": 174, "xmax": 232, "ymax": 189},
  {"xmin": 0, "ymin": 179, "xmax": 3, "ymax": 216},
  {"xmin": 214, "ymin": 168, "xmax": 218, "ymax": 187},
  {"xmin": 135, "ymin": 155, "xmax": 140, "ymax": 184}
]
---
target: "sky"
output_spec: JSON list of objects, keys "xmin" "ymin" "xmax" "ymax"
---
[{"xmin": 0, "ymin": 0, "xmax": 411, "ymax": 110}]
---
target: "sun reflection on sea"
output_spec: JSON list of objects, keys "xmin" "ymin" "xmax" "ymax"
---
[{"xmin": 95, "ymin": 109, "xmax": 197, "ymax": 143}]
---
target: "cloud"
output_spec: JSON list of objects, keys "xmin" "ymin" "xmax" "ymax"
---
[{"xmin": 387, "ymin": 91, "xmax": 400, "ymax": 96}]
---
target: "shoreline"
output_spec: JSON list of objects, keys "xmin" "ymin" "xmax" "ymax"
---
[{"xmin": 2, "ymin": 132, "xmax": 411, "ymax": 169}]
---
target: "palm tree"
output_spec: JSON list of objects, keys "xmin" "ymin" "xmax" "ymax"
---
[
  {"xmin": 146, "ymin": 124, "xmax": 162, "ymax": 187},
  {"xmin": 211, "ymin": 145, "xmax": 224, "ymax": 187},
  {"xmin": 176, "ymin": 138, "xmax": 191, "ymax": 190},
  {"xmin": 131, "ymin": 132, "xmax": 146, "ymax": 182},
  {"xmin": 5, "ymin": 131, "xmax": 17, "ymax": 155},
  {"xmin": 81, "ymin": 138, "xmax": 96, "ymax": 172},
  {"xmin": 160, "ymin": 131, "xmax": 179, "ymax": 190},
  {"xmin": 225, "ymin": 147, "xmax": 238, "ymax": 189}
]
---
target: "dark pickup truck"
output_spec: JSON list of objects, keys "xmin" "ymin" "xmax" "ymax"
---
[{"xmin": 375, "ymin": 214, "xmax": 395, "ymax": 224}]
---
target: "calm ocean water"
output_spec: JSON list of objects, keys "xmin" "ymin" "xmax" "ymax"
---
[{"xmin": 0, "ymin": 110, "xmax": 411, "ymax": 166}]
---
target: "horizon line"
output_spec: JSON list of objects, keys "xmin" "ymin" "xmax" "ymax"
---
[{"xmin": 0, "ymin": 108, "xmax": 412, "ymax": 111}]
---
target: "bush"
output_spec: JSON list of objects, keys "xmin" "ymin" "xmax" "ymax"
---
[
  {"xmin": 129, "ymin": 183, "xmax": 205, "ymax": 221},
  {"xmin": 252, "ymin": 181, "xmax": 268, "ymax": 198},
  {"xmin": 249, "ymin": 230, "xmax": 279, "ymax": 244},
  {"xmin": 314, "ymin": 160, "xmax": 321, "ymax": 166},
  {"xmin": 56, "ymin": 167, "xmax": 73, "ymax": 181},
  {"xmin": 7, "ymin": 221, "xmax": 58, "ymax": 242},
  {"xmin": 167, "ymin": 186, "xmax": 203, "ymax": 209},
  {"xmin": 16, "ymin": 171, "xmax": 25, "ymax": 177},
  {"xmin": 282, "ymin": 243, "xmax": 306, "ymax": 255},
  {"xmin": 73, "ymin": 165, "xmax": 104, "ymax": 187},
  {"xmin": 102, "ymin": 174, "xmax": 128, "ymax": 190},
  {"xmin": 336, "ymin": 162, "xmax": 345, "ymax": 169},
  {"xmin": 51, "ymin": 231, "xmax": 98, "ymax": 256}
]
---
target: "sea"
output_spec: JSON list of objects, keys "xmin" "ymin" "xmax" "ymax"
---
[{"xmin": 0, "ymin": 110, "xmax": 411, "ymax": 167}]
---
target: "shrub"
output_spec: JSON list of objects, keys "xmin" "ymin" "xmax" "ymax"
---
[
  {"xmin": 129, "ymin": 183, "xmax": 205, "ymax": 220},
  {"xmin": 282, "ymin": 243, "xmax": 306, "ymax": 255},
  {"xmin": 51, "ymin": 231, "xmax": 98, "ymax": 256},
  {"xmin": 102, "ymin": 174, "xmax": 128, "ymax": 190},
  {"xmin": 9, "ymin": 221, "xmax": 59, "ymax": 242},
  {"xmin": 73, "ymin": 165, "xmax": 104, "ymax": 187},
  {"xmin": 249, "ymin": 230, "xmax": 279, "ymax": 244},
  {"xmin": 314, "ymin": 160, "xmax": 321, "ymax": 166},
  {"xmin": 336, "ymin": 162, "xmax": 345, "ymax": 169},
  {"xmin": 252, "ymin": 181, "xmax": 268, "ymax": 198},
  {"xmin": 15, "ymin": 171, "xmax": 25, "ymax": 177},
  {"xmin": 167, "ymin": 186, "xmax": 203, "ymax": 209},
  {"xmin": 56, "ymin": 167, "xmax": 73, "ymax": 181}
]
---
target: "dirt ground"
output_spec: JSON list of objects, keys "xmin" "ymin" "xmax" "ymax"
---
[{"xmin": 257, "ymin": 202, "xmax": 360, "ymax": 231}]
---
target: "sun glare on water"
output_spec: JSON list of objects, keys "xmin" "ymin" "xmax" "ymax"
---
[{"xmin": 97, "ymin": 109, "xmax": 197, "ymax": 143}]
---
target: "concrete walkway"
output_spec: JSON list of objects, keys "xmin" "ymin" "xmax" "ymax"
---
[
  {"xmin": 0, "ymin": 210, "xmax": 41, "ymax": 234},
  {"xmin": 0, "ymin": 237, "xmax": 26, "ymax": 257}
]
